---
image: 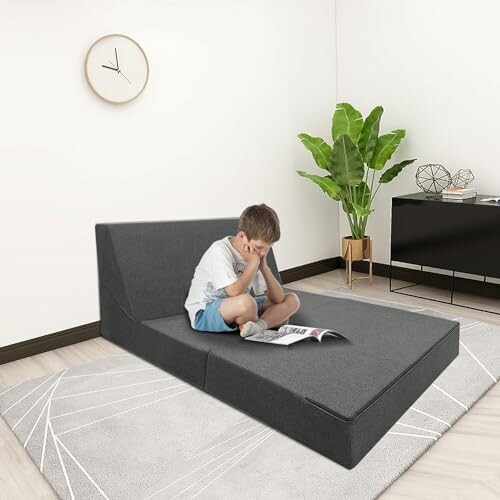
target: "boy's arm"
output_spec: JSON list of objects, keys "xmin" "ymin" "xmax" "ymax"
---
[
  {"xmin": 225, "ymin": 259, "xmax": 260, "ymax": 297},
  {"xmin": 260, "ymin": 259, "xmax": 285, "ymax": 304}
]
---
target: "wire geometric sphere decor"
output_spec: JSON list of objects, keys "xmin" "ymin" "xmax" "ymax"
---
[
  {"xmin": 415, "ymin": 164, "xmax": 452, "ymax": 193},
  {"xmin": 451, "ymin": 168, "xmax": 475, "ymax": 188}
]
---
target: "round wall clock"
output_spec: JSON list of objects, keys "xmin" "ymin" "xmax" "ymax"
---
[{"xmin": 85, "ymin": 34, "xmax": 149, "ymax": 104}]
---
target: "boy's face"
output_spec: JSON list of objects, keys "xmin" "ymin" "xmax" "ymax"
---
[
  {"xmin": 248, "ymin": 238, "xmax": 272, "ymax": 258},
  {"xmin": 238, "ymin": 231, "xmax": 272, "ymax": 258}
]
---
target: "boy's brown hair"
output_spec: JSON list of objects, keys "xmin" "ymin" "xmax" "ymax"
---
[{"xmin": 238, "ymin": 204, "xmax": 280, "ymax": 243}]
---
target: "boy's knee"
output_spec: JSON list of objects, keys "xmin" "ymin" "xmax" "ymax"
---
[
  {"xmin": 285, "ymin": 292, "xmax": 300, "ymax": 313},
  {"xmin": 235, "ymin": 293, "xmax": 258, "ymax": 314}
]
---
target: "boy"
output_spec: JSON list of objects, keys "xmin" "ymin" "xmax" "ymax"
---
[{"xmin": 185, "ymin": 204, "xmax": 300, "ymax": 337}]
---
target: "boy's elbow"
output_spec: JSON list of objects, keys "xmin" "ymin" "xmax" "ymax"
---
[
  {"xmin": 224, "ymin": 284, "xmax": 240, "ymax": 297},
  {"xmin": 267, "ymin": 290, "xmax": 285, "ymax": 303}
]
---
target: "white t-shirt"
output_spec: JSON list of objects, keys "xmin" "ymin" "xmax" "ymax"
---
[{"xmin": 184, "ymin": 235, "xmax": 268, "ymax": 328}]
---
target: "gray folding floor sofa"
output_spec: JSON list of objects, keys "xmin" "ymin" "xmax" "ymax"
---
[{"xmin": 95, "ymin": 218, "xmax": 459, "ymax": 469}]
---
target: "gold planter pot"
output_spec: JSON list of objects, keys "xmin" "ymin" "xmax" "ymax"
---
[{"xmin": 341, "ymin": 236, "xmax": 373, "ymax": 289}]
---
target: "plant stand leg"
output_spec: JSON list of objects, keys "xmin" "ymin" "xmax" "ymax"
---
[
  {"xmin": 344, "ymin": 247, "xmax": 349, "ymax": 285},
  {"xmin": 348, "ymin": 243, "xmax": 353, "ymax": 289},
  {"xmin": 369, "ymin": 237, "xmax": 373, "ymax": 284}
]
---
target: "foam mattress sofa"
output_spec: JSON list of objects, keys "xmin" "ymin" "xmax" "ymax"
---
[{"xmin": 95, "ymin": 218, "xmax": 459, "ymax": 469}]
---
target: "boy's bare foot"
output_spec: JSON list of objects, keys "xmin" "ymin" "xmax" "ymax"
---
[{"xmin": 239, "ymin": 319, "xmax": 268, "ymax": 338}]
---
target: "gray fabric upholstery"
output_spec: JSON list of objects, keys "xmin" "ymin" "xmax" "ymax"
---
[
  {"xmin": 95, "ymin": 219, "xmax": 281, "ymax": 321},
  {"xmin": 95, "ymin": 218, "xmax": 459, "ymax": 468}
]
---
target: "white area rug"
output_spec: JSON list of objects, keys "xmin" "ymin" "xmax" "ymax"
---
[{"xmin": 1, "ymin": 289, "xmax": 499, "ymax": 499}]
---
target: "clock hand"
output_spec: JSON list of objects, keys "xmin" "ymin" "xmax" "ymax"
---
[
  {"xmin": 118, "ymin": 71, "xmax": 132, "ymax": 84},
  {"xmin": 107, "ymin": 59, "xmax": 131, "ymax": 84},
  {"xmin": 115, "ymin": 48, "xmax": 119, "ymax": 71},
  {"xmin": 102, "ymin": 64, "xmax": 118, "ymax": 71}
]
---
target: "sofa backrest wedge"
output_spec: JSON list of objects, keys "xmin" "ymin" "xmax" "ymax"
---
[{"xmin": 95, "ymin": 218, "xmax": 282, "ymax": 323}]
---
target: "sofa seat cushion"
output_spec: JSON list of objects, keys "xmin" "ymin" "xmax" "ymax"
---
[
  {"xmin": 283, "ymin": 289, "xmax": 459, "ymax": 420},
  {"xmin": 195, "ymin": 290, "xmax": 458, "ymax": 419},
  {"xmin": 142, "ymin": 288, "xmax": 458, "ymax": 467}
]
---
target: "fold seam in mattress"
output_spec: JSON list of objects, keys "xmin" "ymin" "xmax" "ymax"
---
[
  {"xmin": 102, "ymin": 284, "xmax": 140, "ymax": 324},
  {"xmin": 106, "ymin": 227, "xmax": 136, "ymax": 318},
  {"xmin": 204, "ymin": 350, "xmax": 213, "ymax": 389},
  {"xmin": 205, "ymin": 351, "xmax": 349, "ymax": 425}
]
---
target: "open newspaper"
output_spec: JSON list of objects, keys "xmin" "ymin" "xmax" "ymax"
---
[{"xmin": 245, "ymin": 324, "xmax": 346, "ymax": 346}]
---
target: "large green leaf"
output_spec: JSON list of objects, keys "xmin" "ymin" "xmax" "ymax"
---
[
  {"xmin": 332, "ymin": 103, "xmax": 364, "ymax": 144},
  {"xmin": 343, "ymin": 182, "xmax": 372, "ymax": 217},
  {"xmin": 341, "ymin": 201, "xmax": 371, "ymax": 217},
  {"xmin": 353, "ymin": 181, "xmax": 371, "ymax": 208},
  {"xmin": 369, "ymin": 129, "xmax": 406, "ymax": 170},
  {"xmin": 341, "ymin": 198, "xmax": 355, "ymax": 214},
  {"xmin": 297, "ymin": 171, "xmax": 341, "ymax": 199},
  {"xmin": 297, "ymin": 133, "xmax": 331, "ymax": 170},
  {"xmin": 329, "ymin": 134, "xmax": 364, "ymax": 186},
  {"xmin": 379, "ymin": 158, "xmax": 417, "ymax": 184},
  {"xmin": 352, "ymin": 205, "xmax": 372, "ymax": 217},
  {"xmin": 358, "ymin": 106, "xmax": 383, "ymax": 164}
]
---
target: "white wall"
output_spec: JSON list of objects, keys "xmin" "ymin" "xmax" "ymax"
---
[
  {"xmin": 0, "ymin": 0, "xmax": 338, "ymax": 347},
  {"xmin": 336, "ymin": 0, "xmax": 500, "ymax": 263}
]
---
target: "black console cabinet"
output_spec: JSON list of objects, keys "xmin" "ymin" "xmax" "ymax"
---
[{"xmin": 391, "ymin": 192, "xmax": 500, "ymax": 312}]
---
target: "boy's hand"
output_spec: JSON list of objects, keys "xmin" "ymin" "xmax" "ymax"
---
[
  {"xmin": 258, "ymin": 247, "xmax": 270, "ymax": 271},
  {"xmin": 240, "ymin": 243, "xmax": 260, "ymax": 267}
]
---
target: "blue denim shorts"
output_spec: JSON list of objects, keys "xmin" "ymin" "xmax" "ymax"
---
[{"xmin": 194, "ymin": 295, "xmax": 267, "ymax": 333}]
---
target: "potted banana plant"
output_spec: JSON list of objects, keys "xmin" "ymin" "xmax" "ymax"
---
[{"xmin": 297, "ymin": 102, "xmax": 416, "ymax": 263}]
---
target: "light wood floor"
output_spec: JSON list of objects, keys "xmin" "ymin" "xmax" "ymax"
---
[{"xmin": 1, "ymin": 269, "xmax": 499, "ymax": 499}]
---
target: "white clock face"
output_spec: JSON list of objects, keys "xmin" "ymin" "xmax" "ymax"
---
[{"xmin": 85, "ymin": 34, "xmax": 149, "ymax": 104}]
